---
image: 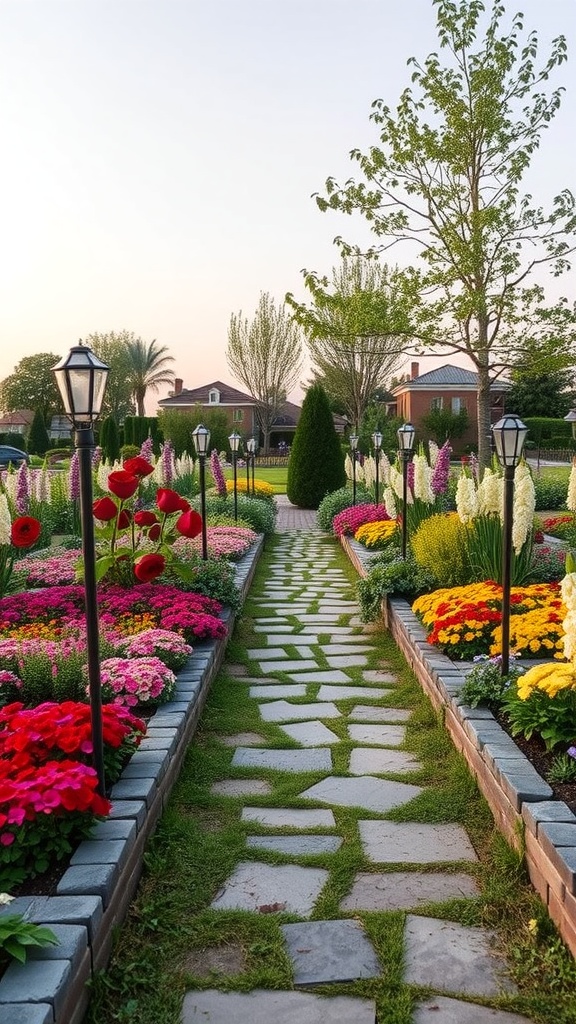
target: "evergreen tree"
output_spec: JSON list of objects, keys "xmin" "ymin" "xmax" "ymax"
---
[
  {"xmin": 27, "ymin": 409, "xmax": 50, "ymax": 456},
  {"xmin": 100, "ymin": 416, "xmax": 120, "ymax": 463},
  {"xmin": 287, "ymin": 384, "xmax": 345, "ymax": 509}
]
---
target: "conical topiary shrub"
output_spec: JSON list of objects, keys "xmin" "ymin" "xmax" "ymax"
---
[
  {"xmin": 287, "ymin": 383, "xmax": 346, "ymax": 509},
  {"xmin": 27, "ymin": 409, "xmax": 50, "ymax": 456}
]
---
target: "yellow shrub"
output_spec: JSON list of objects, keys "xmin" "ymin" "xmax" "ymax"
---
[
  {"xmin": 355, "ymin": 519, "xmax": 397, "ymax": 549},
  {"xmin": 226, "ymin": 478, "xmax": 274, "ymax": 499},
  {"xmin": 411, "ymin": 512, "xmax": 470, "ymax": 586}
]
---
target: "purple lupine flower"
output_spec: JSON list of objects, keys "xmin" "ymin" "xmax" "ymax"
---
[
  {"xmin": 210, "ymin": 449, "xmax": 227, "ymax": 497},
  {"xmin": 160, "ymin": 440, "xmax": 174, "ymax": 484},
  {"xmin": 431, "ymin": 440, "xmax": 452, "ymax": 496},
  {"xmin": 15, "ymin": 463, "xmax": 30, "ymax": 515},
  {"xmin": 68, "ymin": 451, "xmax": 80, "ymax": 501},
  {"xmin": 469, "ymin": 451, "xmax": 479, "ymax": 482},
  {"xmin": 139, "ymin": 435, "xmax": 154, "ymax": 464},
  {"xmin": 92, "ymin": 446, "xmax": 103, "ymax": 471},
  {"xmin": 407, "ymin": 460, "xmax": 415, "ymax": 497}
]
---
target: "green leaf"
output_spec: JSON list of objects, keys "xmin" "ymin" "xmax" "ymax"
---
[{"xmin": 95, "ymin": 556, "xmax": 115, "ymax": 582}]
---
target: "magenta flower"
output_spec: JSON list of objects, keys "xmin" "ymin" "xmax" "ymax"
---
[{"xmin": 431, "ymin": 441, "xmax": 452, "ymax": 496}]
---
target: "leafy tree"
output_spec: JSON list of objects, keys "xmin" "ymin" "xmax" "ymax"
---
[
  {"xmin": 287, "ymin": 258, "xmax": 410, "ymax": 429},
  {"xmin": 158, "ymin": 407, "xmax": 230, "ymax": 458},
  {"xmin": 505, "ymin": 335, "xmax": 575, "ymax": 418},
  {"xmin": 0, "ymin": 353, "xmax": 62, "ymax": 424},
  {"xmin": 227, "ymin": 292, "xmax": 303, "ymax": 453},
  {"xmin": 287, "ymin": 384, "xmax": 345, "ymax": 508},
  {"xmin": 314, "ymin": 0, "xmax": 576, "ymax": 468},
  {"xmin": 85, "ymin": 332, "xmax": 137, "ymax": 422},
  {"xmin": 124, "ymin": 337, "xmax": 175, "ymax": 417},
  {"xmin": 27, "ymin": 409, "xmax": 51, "ymax": 456},
  {"xmin": 420, "ymin": 407, "xmax": 469, "ymax": 445}
]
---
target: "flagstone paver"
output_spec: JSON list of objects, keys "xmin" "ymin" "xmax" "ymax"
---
[
  {"xmin": 258, "ymin": 700, "xmax": 341, "ymax": 722},
  {"xmin": 350, "ymin": 705, "xmax": 411, "ymax": 722},
  {"xmin": 279, "ymin": 721, "xmax": 340, "ymax": 746},
  {"xmin": 210, "ymin": 862, "xmax": 329, "ymax": 916},
  {"xmin": 349, "ymin": 748, "xmax": 422, "ymax": 774},
  {"xmin": 359, "ymin": 820, "xmax": 478, "ymax": 863},
  {"xmin": 404, "ymin": 915, "xmax": 516, "ymax": 995},
  {"xmin": 231, "ymin": 747, "xmax": 332, "ymax": 773},
  {"xmin": 181, "ymin": 510, "xmax": 525, "ymax": 1021},
  {"xmin": 347, "ymin": 724, "xmax": 407, "ymax": 745},
  {"xmin": 300, "ymin": 776, "xmax": 423, "ymax": 812},
  {"xmin": 340, "ymin": 871, "xmax": 479, "ymax": 910},
  {"xmin": 281, "ymin": 919, "xmax": 380, "ymax": 985},
  {"xmin": 182, "ymin": 989, "xmax": 376, "ymax": 1023}
]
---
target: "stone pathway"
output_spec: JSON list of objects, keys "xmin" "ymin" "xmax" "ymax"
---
[{"xmin": 181, "ymin": 509, "xmax": 534, "ymax": 1023}]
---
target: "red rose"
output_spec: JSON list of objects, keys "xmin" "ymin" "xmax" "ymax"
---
[
  {"xmin": 177, "ymin": 497, "xmax": 190, "ymax": 512},
  {"xmin": 148, "ymin": 523, "xmax": 161, "ymax": 542},
  {"xmin": 176, "ymin": 509, "xmax": 203, "ymax": 538},
  {"xmin": 11, "ymin": 517, "xmax": 41, "ymax": 549},
  {"xmin": 123, "ymin": 457, "xmax": 155, "ymax": 479},
  {"xmin": 156, "ymin": 488, "xmax": 184, "ymax": 515},
  {"xmin": 93, "ymin": 497, "xmax": 117, "ymax": 522},
  {"xmin": 116, "ymin": 510, "xmax": 132, "ymax": 530},
  {"xmin": 108, "ymin": 471, "xmax": 139, "ymax": 500},
  {"xmin": 134, "ymin": 510, "xmax": 158, "ymax": 527},
  {"xmin": 134, "ymin": 553, "xmax": 166, "ymax": 583}
]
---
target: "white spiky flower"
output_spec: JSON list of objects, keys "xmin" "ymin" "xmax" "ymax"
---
[
  {"xmin": 379, "ymin": 452, "xmax": 391, "ymax": 487},
  {"xmin": 344, "ymin": 453, "xmax": 353, "ymax": 481},
  {"xmin": 567, "ymin": 459, "xmax": 576, "ymax": 512},
  {"xmin": 456, "ymin": 472, "xmax": 478, "ymax": 524},
  {"xmin": 512, "ymin": 461, "xmax": 536, "ymax": 555},
  {"xmin": 389, "ymin": 463, "xmax": 404, "ymax": 501},
  {"xmin": 383, "ymin": 486, "xmax": 397, "ymax": 519},
  {"xmin": 363, "ymin": 456, "xmax": 375, "ymax": 489},
  {"xmin": 413, "ymin": 452, "xmax": 434, "ymax": 504},
  {"xmin": 0, "ymin": 493, "xmax": 12, "ymax": 546},
  {"xmin": 477, "ymin": 468, "xmax": 502, "ymax": 517},
  {"xmin": 428, "ymin": 440, "xmax": 439, "ymax": 468}
]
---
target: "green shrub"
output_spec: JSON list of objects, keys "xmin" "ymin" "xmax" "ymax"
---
[
  {"xmin": 524, "ymin": 417, "xmax": 572, "ymax": 444},
  {"xmin": 0, "ymin": 432, "xmax": 27, "ymax": 451},
  {"xmin": 357, "ymin": 552, "xmax": 436, "ymax": 621},
  {"xmin": 411, "ymin": 512, "xmax": 471, "ymax": 586},
  {"xmin": 162, "ymin": 556, "xmax": 241, "ymax": 610},
  {"xmin": 533, "ymin": 474, "xmax": 569, "ymax": 511},
  {"xmin": 287, "ymin": 384, "xmax": 346, "ymax": 509},
  {"xmin": 316, "ymin": 486, "xmax": 372, "ymax": 531},
  {"xmin": 195, "ymin": 494, "xmax": 276, "ymax": 535},
  {"xmin": 458, "ymin": 657, "xmax": 524, "ymax": 709},
  {"xmin": 100, "ymin": 416, "xmax": 121, "ymax": 463}
]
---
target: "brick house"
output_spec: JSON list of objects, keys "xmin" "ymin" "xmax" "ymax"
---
[
  {"xmin": 388, "ymin": 363, "xmax": 508, "ymax": 453},
  {"xmin": 157, "ymin": 379, "xmax": 347, "ymax": 450}
]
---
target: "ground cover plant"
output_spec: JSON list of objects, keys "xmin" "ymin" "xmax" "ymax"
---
[{"xmin": 85, "ymin": 536, "xmax": 576, "ymax": 1024}]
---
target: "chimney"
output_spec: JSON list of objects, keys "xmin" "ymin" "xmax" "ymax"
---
[
  {"xmin": 411, "ymin": 362, "xmax": 419, "ymax": 380},
  {"xmin": 173, "ymin": 378, "xmax": 183, "ymax": 396}
]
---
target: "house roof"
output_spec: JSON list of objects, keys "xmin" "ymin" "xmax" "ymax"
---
[
  {"xmin": 158, "ymin": 380, "xmax": 255, "ymax": 407},
  {"xmin": 391, "ymin": 363, "xmax": 509, "ymax": 393},
  {"xmin": 0, "ymin": 408, "xmax": 35, "ymax": 428}
]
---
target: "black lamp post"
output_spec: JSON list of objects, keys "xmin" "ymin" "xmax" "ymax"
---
[
  {"xmin": 52, "ymin": 342, "xmax": 109, "ymax": 796},
  {"xmin": 349, "ymin": 432, "xmax": 359, "ymax": 505},
  {"xmin": 192, "ymin": 424, "xmax": 211, "ymax": 560},
  {"xmin": 492, "ymin": 413, "xmax": 528, "ymax": 675},
  {"xmin": 372, "ymin": 430, "xmax": 382, "ymax": 505},
  {"xmin": 247, "ymin": 437, "xmax": 256, "ymax": 497},
  {"xmin": 397, "ymin": 422, "xmax": 416, "ymax": 559},
  {"xmin": 228, "ymin": 431, "xmax": 241, "ymax": 521}
]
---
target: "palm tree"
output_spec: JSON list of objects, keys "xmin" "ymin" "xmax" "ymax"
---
[{"xmin": 125, "ymin": 338, "xmax": 175, "ymax": 416}]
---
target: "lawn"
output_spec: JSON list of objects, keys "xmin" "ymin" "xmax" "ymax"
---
[{"xmin": 221, "ymin": 465, "xmax": 288, "ymax": 494}]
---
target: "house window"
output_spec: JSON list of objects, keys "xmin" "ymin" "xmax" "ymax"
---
[
  {"xmin": 430, "ymin": 397, "xmax": 443, "ymax": 411},
  {"xmin": 452, "ymin": 397, "xmax": 465, "ymax": 414},
  {"xmin": 233, "ymin": 409, "xmax": 243, "ymax": 422},
  {"xmin": 208, "ymin": 389, "xmax": 220, "ymax": 404}
]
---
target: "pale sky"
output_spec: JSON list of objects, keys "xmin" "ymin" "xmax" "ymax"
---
[{"xmin": 0, "ymin": 0, "xmax": 575, "ymax": 409}]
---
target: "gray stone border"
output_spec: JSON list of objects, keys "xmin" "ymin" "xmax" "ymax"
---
[
  {"xmin": 342, "ymin": 535, "xmax": 576, "ymax": 961},
  {"xmin": 0, "ymin": 536, "xmax": 265, "ymax": 1024}
]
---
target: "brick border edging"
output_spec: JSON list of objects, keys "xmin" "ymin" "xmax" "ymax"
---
[
  {"xmin": 341, "ymin": 534, "xmax": 576, "ymax": 959},
  {"xmin": 0, "ymin": 535, "xmax": 265, "ymax": 1024}
]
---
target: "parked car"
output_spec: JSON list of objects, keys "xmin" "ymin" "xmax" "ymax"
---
[{"xmin": 0, "ymin": 445, "xmax": 30, "ymax": 468}]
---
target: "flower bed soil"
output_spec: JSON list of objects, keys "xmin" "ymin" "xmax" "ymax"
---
[{"xmin": 491, "ymin": 715, "xmax": 576, "ymax": 815}]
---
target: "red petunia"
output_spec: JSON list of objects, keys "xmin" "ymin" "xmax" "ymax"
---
[
  {"xmin": 156, "ymin": 488, "xmax": 184, "ymax": 515},
  {"xmin": 134, "ymin": 510, "xmax": 158, "ymax": 527},
  {"xmin": 93, "ymin": 497, "xmax": 118, "ymax": 522},
  {"xmin": 176, "ymin": 509, "xmax": 203, "ymax": 538},
  {"xmin": 134, "ymin": 553, "xmax": 166, "ymax": 583},
  {"xmin": 123, "ymin": 456, "xmax": 155, "ymax": 479},
  {"xmin": 11, "ymin": 516, "xmax": 41, "ymax": 549},
  {"xmin": 107, "ymin": 471, "xmax": 139, "ymax": 500}
]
